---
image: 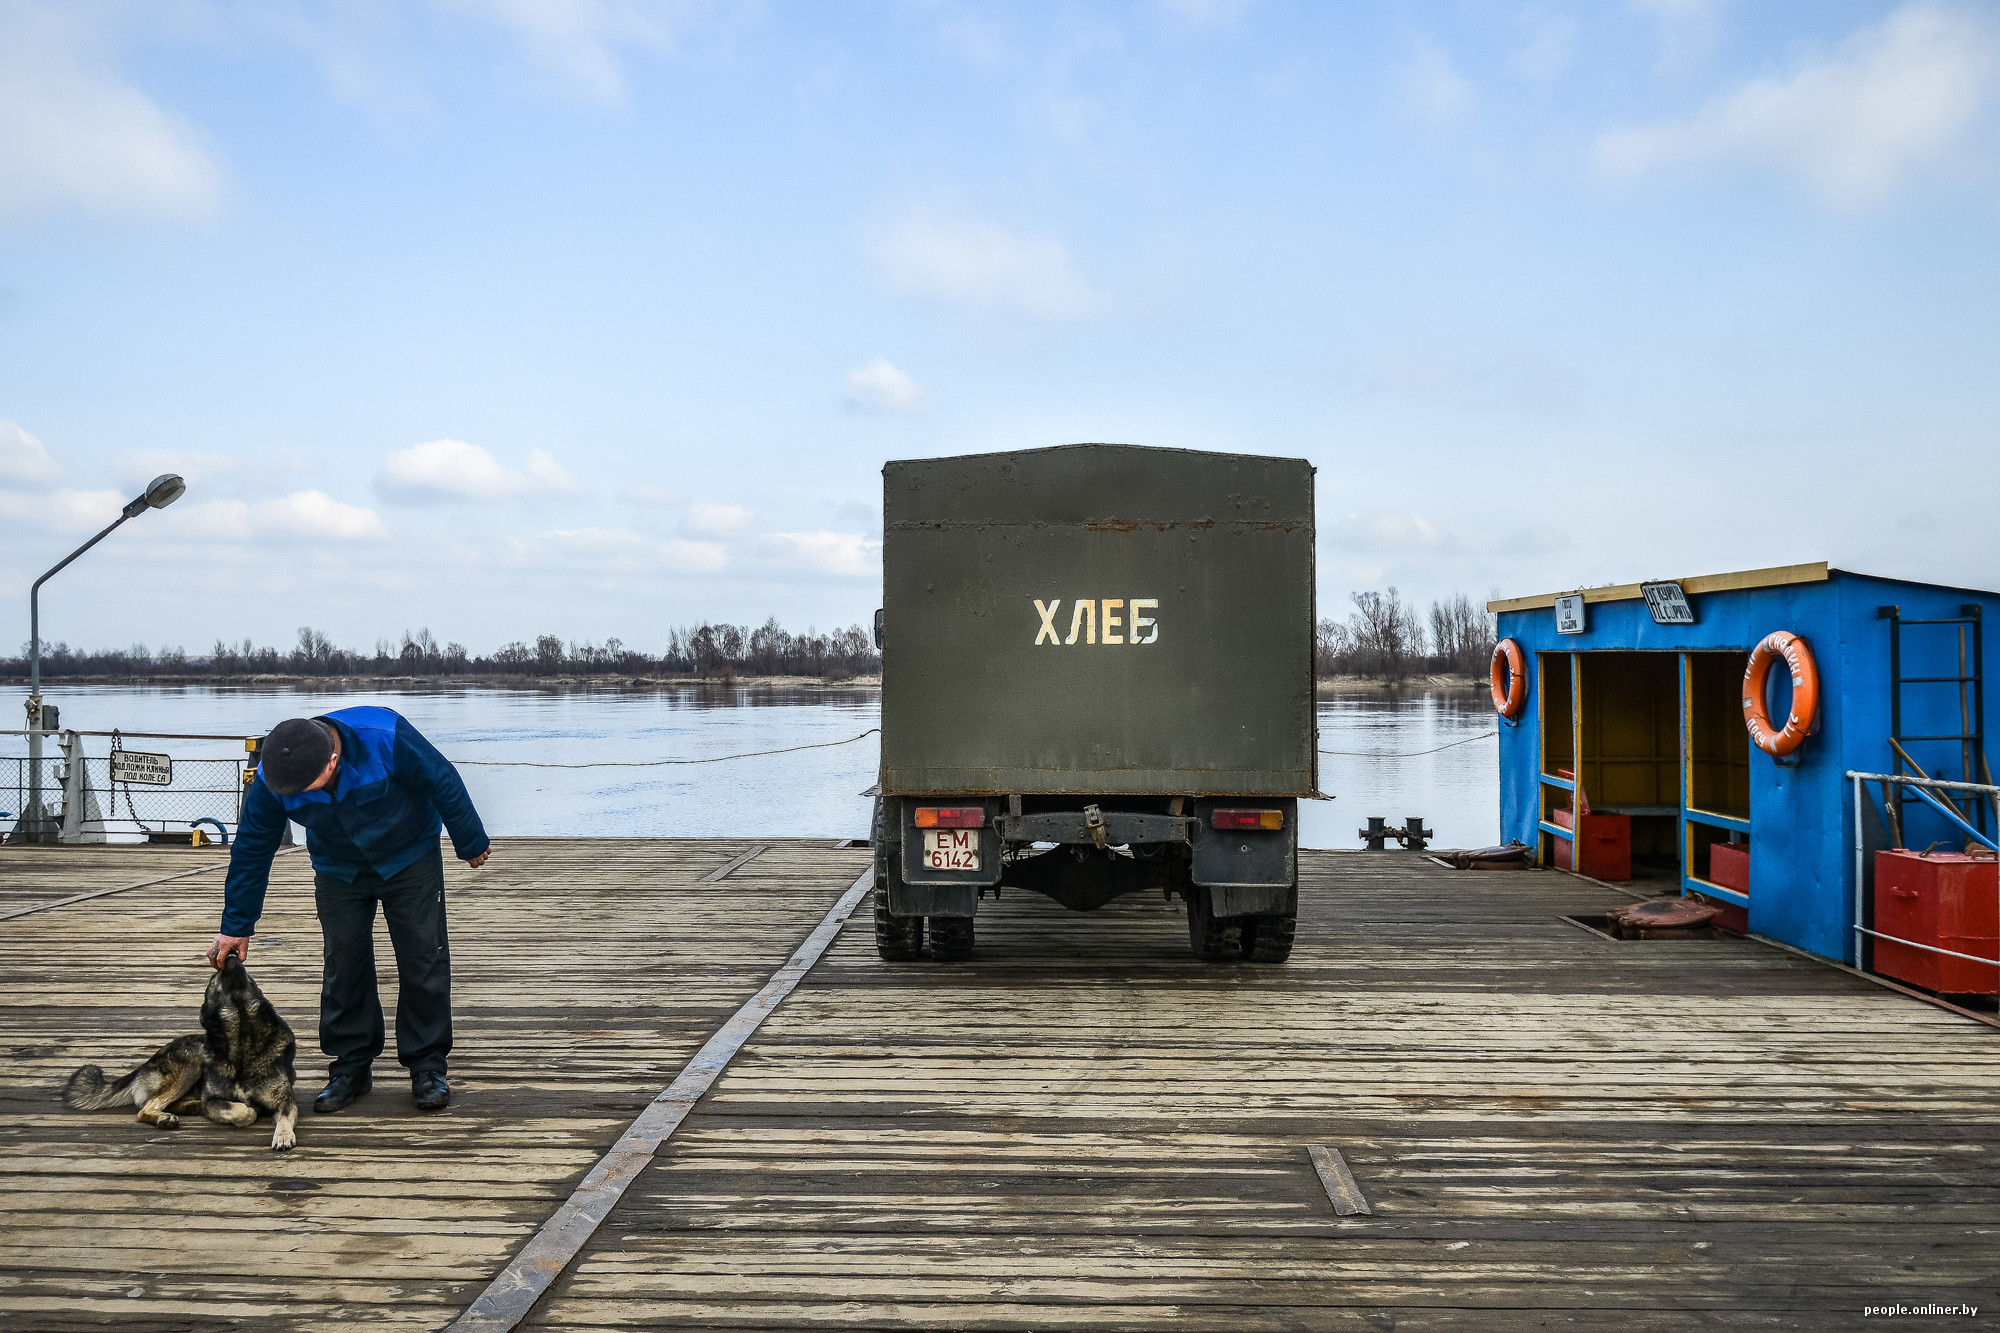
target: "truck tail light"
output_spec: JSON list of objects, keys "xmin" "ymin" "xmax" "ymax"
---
[
  {"xmin": 915, "ymin": 806, "xmax": 985, "ymax": 829},
  {"xmin": 1212, "ymin": 808, "xmax": 1284, "ymax": 831}
]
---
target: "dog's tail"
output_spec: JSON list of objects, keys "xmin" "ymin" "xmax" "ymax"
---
[{"xmin": 63, "ymin": 1064, "xmax": 139, "ymax": 1111}]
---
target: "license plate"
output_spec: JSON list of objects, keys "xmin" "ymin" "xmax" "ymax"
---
[{"xmin": 922, "ymin": 828, "xmax": 981, "ymax": 872}]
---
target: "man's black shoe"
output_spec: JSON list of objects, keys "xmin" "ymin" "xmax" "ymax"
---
[
  {"xmin": 412, "ymin": 1069, "xmax": 450, "ymax": 1111},
  {"xmin": 313, "ymin": 1072, "xmax": 371, "ymax": 1114}
]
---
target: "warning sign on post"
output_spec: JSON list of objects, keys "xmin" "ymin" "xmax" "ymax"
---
[{"xmin": 110, "ymin": 751, "xmax": 173, "ymax": 785}]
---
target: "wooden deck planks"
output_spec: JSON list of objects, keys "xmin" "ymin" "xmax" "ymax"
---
[
  {"xmin": 526, "ymin": 853, "xmax": 2000, "ymax": 1331},
  {"xmin": 0, "ymin": 837, "xmax": 869, "ymax": 1332},
  {"xmin": 2, "ymin": 843, "xmax": 1995, "ymax": 1331}
]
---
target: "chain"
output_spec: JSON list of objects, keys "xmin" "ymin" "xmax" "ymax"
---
[{"xmin": 109, "ymin": 729, "xmax": 145, "ymax": 829}]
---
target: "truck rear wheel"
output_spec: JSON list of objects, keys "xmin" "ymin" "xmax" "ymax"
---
[
  {"xmin": 929, "ymin": 916, "xmax": 975, "ymax": 962},
  {"xmin": 873, "ymin": 885, "xmax": 924, "ymax": 961},
  {"xmin": 1242, "ymin": 911, "xmax": 1296, "ymax": 963},
  {"xmin": 1186, "ymin": 890, "xmax": 1245, "ymax": 962}
]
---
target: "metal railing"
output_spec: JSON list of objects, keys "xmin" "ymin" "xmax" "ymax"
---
[
  {"xmin": 5, "ymin": 721, "xmax": 887, "ymax": 845},
  {"xmin": 1848, "ymin": 770, "xmax": 1999, "ymax": 979},
  {"xmin": 3, "ymin": 730, "xmax": 250, "ymax": 843},
  {"xmin": 2, "ymin": 755, "xmax": 64, "ymax": 828}
]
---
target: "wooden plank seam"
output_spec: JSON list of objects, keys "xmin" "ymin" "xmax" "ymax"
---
[
  {"xmin": 1307, "ymin": 1145, "xmax": 1372, "ymax": 1217},
  {"xmin": 698, "ymin": 844, "xmax": 769, "ymax": 883},
  {"xmin": 444, "ymin": 865, "xmax": 875, "ymax": 1333},
  {"xmin": 0, "ymin": 846, "xmax": 304, "ymax": 923}
]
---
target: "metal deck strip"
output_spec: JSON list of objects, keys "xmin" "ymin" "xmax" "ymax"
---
[
  {"xmin": 445, "ymin": 865, "xmax": 875, "ymax": 1333},
  {"xmin": 1308, "ymin": 1145, "xmax": 1373, "ymax": 1217},
  {"xmin": 0, "ymin": 847, "xmax": 302, "ymax": 922},
  {"xmin": 697, "ymin": 843, "xmax": 769, "ymax": 882}
]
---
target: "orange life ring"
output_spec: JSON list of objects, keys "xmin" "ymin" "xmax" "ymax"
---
[
  {"xmin": 1742, "ymin": 631, "xmax": 1819, "ymax": 757},
  {"xmin": 1490, "ymin": 638, "xmax": 1527, "ymax": 720}
]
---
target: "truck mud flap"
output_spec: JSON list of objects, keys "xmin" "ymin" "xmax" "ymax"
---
[
  {"xmin": 1204, "ymin": 883, "xmax": 1297, "ymax": 917},
  {"xmin": 888, "ymin": 881, "xmax": 978, "ymax": 918}
]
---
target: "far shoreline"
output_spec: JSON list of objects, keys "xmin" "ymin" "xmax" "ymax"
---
[{"xmin": 4, "ymin": 671, "xmax": 1485, "ymax": 695}]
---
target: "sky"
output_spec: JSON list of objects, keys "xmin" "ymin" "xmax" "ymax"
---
[{"xmin": 2, "ymin": 0, "xmax": 1998, "ymax": 661}]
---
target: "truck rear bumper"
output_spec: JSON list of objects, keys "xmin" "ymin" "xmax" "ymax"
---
[{"xmin": 880, "ymin": 793, "xmax": 1298, "ymax": 919}]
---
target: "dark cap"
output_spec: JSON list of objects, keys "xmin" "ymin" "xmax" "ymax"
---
[{"xmin": 260, "ymin": 718, "xmax": 335, "ymax": 795}]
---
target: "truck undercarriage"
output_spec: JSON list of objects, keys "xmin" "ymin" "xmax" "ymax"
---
[{"xmin": 872, "ymin": 793, "xmax": 1299, "ymax": 963}]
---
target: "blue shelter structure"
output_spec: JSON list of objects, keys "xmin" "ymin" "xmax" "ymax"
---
[{"xmin": 1488, "ymin": 562, "xmax": 1999, "ymax": 964}]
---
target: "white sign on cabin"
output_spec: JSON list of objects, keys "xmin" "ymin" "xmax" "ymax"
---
[
  {"xmin": 110, "ymin": 751, "xmax": 173, "ymax": 786},
  {"xmin": 1554, "ymin": 594, "xmax": 1587, "ymax": 635},
  {"xmin": 1641, "ymin": 581, "xmax": 1696, "ymax": 626}
]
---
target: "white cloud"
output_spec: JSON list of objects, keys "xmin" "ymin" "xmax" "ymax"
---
[
  {"xmin": 684, "ymin": 502, "xmax": 756, "ymax": 539},
  {"xmin": 660, "ymin": 537, "xmax": 729, "ymax": 572},
  {"xmin": 0, "ymin": 487, "xmax": 122, "ymax": 534},
  {"xmin": 493, "ymin": 518, "xmax": 877, "ymax": 583},
  {"xmin": 253, "ymin": 490, "xmax": 388, "ymax": 541},
  {"xmin": 519, "ymin": 525, "xmax": 662, "ymax": 569},
  {"xmin": 0, "ymin": 420, "xmax": 62, "ymax": 489},
  {"xmin": 762, "ymin": 531, "xmax": 882, "ymax": 579},
  {"xmin": 0, "ymin": 3, "xmax": 222, "ymax": 222},
  {"xmin": 443, "ymin": 0, "xmax": 684, "ymax": 102},
  {"xmin": 501, "ymin": 527, "xmax": 730, "ymax": 574},
  {"xmin": 1404, "ymin": 43, "xmax": 1473, "ymax": 122},
  {"xmin": 1594, "ymin": 1, "xmax": 2000, "ymax": 205},
  {"xmin": 1324, "ymin": 510, "xmax": 1445, "ymax": 554},
  {"xmin": 873, "ymin": 210, "xmax": 1106, "ymax": 320},
  {"xmin": 845, "ymin": 358, "xmax": 925, "ymax": 412},
  {"xmin": 178, "ymin": 491, "xmax": 388, "ymax": 543},
  {"xmin": 373, "ymin": 438, "xmax": 585, "ymax": 503}
]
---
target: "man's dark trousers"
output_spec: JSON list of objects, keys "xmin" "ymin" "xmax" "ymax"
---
[{"xmin": 315, "ymin": 846, "xmax": 451, "ymax": 1077}]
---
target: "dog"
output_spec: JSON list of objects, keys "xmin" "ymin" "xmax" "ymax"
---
[{"xmin": 64, "ymin": 954, "xmax": 299, "ymax": 1151}]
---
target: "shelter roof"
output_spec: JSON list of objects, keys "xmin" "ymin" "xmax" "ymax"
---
[
  {"xmin": 1486, "ymin": 562, "xmax": 1828, "ymax": 614},
  {"xmin": 1487, "ymin": 562, "xmax": 2000, "ymax": 614}
]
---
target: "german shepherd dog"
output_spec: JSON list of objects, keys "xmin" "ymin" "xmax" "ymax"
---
[{"xmin": 64, "ymin": 955, "xmax": 299, "ymax": 1151}]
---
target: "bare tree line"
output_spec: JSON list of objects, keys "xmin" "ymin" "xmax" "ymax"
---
[
  {"xmin": 1316, "ymin": 589, "xmax": 1496, "ymax": 683},
  {"xmin": 16, "ymin": 593, "xmax": 1479, "ymax": 686},
  {"xmin": 10, "ymin": 617, "xmax": 881, "ymax": 683}
]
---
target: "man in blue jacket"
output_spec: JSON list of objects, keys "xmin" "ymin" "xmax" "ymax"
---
[{"xmin": 209, "ymin": 706, "xmax": 491, "ymax": 1114}]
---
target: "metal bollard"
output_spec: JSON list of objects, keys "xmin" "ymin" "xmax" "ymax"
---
[
  {"xmin": 1359, "ymin": 816, "xmax": 1391, "ymax": 851},
  {"xmin": 1400, "ymin": 817, "xmax": 1432, "ymax": 852}
]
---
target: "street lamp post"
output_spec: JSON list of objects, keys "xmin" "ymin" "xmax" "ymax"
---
[{"xmin": 17, "ymin": 474, "xmax": 187, "ymax": 844}]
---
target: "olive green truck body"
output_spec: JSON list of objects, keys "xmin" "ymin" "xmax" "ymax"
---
[{"xmin": 872, "ymin": 443, "xmax": 1318, "ymax": 963}]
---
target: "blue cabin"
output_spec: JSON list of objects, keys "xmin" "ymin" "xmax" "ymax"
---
[{"xmin": 1489, "ymin": 563, "xmax": 1998, "ymax": 964}]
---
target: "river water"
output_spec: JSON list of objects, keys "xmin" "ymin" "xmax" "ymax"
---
[{"xmin": 13, "ymin": 684, "xmax": 1499, "ymax": 849}]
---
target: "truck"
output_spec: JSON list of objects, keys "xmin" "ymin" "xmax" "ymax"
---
[{"xmin": 871, "ymin": 442, "xmax": 1318, "ymax": 963}]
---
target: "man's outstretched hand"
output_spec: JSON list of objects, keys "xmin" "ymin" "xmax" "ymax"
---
[
  {"xmin": 466, "ymin": 850, "xmax": 490, "ymax": 869},
  {"xmin": 208, "ymin": 934, "xmax": 250, "ymax": 969}
]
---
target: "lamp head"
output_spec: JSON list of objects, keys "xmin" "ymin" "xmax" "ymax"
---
[
  {"xmin": 144, "ymin": 474, "xmax": 186, "ymax": 509},
  {"xmin": 124, "ymin": 473, "xmax": 186, "ymax": 519}
]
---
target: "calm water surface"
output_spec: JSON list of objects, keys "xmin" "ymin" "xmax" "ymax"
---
[{"xmin": 23, "ymin": 685, "xmax": 1500, "ymax": 849}]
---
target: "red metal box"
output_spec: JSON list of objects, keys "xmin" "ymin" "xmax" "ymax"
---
[
  {"xmin": 1552, "ymin": 809, "xmax": 1632, "ymax": 882},
  {"xmin": 1708, "ymin": 842, "xmax": 1749, "ymax": 895},
  {"xmin": 1872, "ymin": 850, "xmax": 1998, "ymax": 994}
]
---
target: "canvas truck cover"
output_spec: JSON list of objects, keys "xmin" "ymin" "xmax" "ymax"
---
[{"xmin": 880, "ymin": 443, "xmax": 1317, "ymax": 797}]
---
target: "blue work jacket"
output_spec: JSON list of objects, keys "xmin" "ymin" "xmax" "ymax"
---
[{"xmin": 220, "ymin": 706, "xmax": 489, "ymax": 935}]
